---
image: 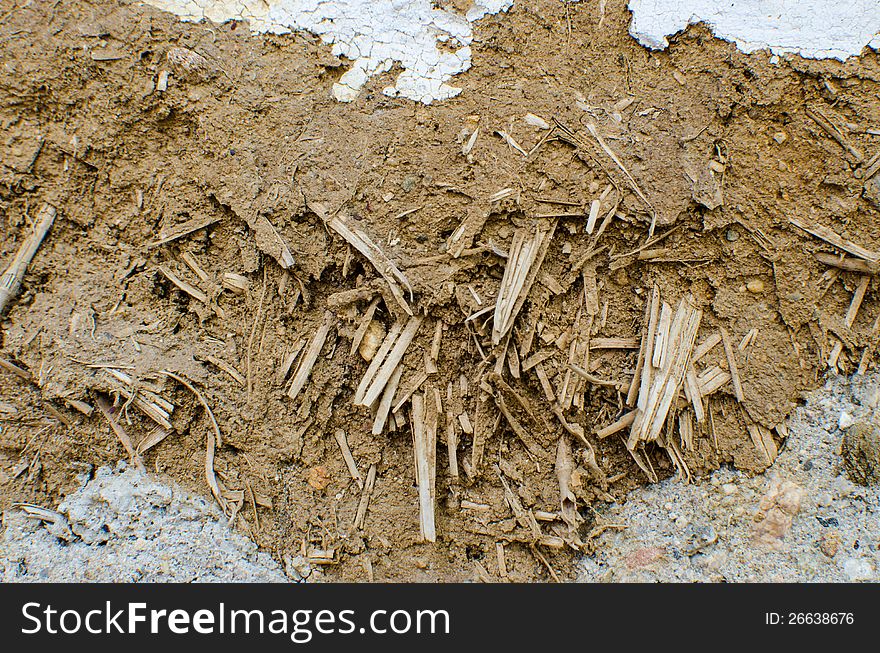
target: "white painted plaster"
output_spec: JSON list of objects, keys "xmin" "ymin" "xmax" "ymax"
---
[
  {"xmin": 628, "ymin": 0, "xmax": 880, "ymax": 60},
  {"xmin": 143, "ymin": 1, "xmax": 880, "ymax": 104},
  {"xmin": 143, "ymin": 0, "xmax": 513, "ymax": 103}
]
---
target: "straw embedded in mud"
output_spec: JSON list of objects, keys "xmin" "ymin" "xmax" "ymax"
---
[{"xmin": 3, "ymin": 0, "xmax": 880, "ymax": 583}]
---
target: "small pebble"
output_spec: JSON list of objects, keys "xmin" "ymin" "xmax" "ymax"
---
[
  {"xmin": 725, "ymin": 228, "xmax": 739, "ymax": 242},
  {"xmin": 746, "ymin": 279, "xmax": 765, "ymax": 294},
  {"xmin": 722, "ymin": 483, "xmax": 737, "ymax": 496},
  {"xmin": 842, "ymin": 558, "xmax": 874, "ymax": 581},
  {"xmin": 838, "ymin": 410, "xmax": 855, "ymax": 430},
  {"xmin": 773, "ymin": 131, "xmax": 788, "ymax": 144}
]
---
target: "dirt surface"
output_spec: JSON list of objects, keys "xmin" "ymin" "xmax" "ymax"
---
[{"xmin": 1, "ymin": 0, "xmax": 879, "ymax": 582}]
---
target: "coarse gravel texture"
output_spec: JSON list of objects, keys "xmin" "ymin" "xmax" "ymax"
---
[
  {"xmin": 578, "ymin": 373, "xmax": 880, "ymax": 583},
  {"xmin": 0, "ymin": 463, "xmax": 301, "ymax": 582}
]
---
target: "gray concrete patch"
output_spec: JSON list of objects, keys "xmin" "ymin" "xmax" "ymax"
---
[
  {"xmin": 579, "ymin": 373, "xmax": 880, "ymax": 582},
  {"xmin": 1, "ymin": 464, "xmax": 295, "ymax": 582}
]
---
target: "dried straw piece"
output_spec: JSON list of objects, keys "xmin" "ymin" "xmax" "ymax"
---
[
  {"xmin": 692, "ymin": 331, "xmax": 722, "ymax": 363},
  {"xmin": 845, "ymin": 275, "xmax": 870, "ymax": 329},
  {"xmin": 590, "ymin": 337, "xmax": 639, "ymax": 350},
  {"xmin": 372, "ymin": 365, "xmax": 403, "ymax": 435},
  {"xmin": 393, "ymin": 371, "xmax": 429, "ymax": 414},
  {"xmin": 492, "ymin": 221, "xmax": 556, "ymax": 345},
  {"xmin": 637, "ymin": 285, "xmax": 661, "ymax": 412},
  {"xmin": 697, "ymin": 366, "xmax": 731, "ymax": 396},
  {"xmin": 857, "ymin": 312, "xmax": 880, "ymax": 374},
  {"xmin": 789, "ymin": 217, "xmax": 880, "ymax": 263},
  {"xmin": 103, "ymin": 370, "xmax": 174, "ymax": 430},
  {"xmin": 334, "ymin": 429, "xmax": 363, "ymax": 488},
  {"xmin": 462, "ymin": 127, "xmax": 479, "ymax": 156},
  {"xmin": 261, "ymin": 215, "xmax": 295, "ymax": 269},
  {"xmin": 354, "ymin": 463, "xmax": 377, "ymax": 529},
  {"xmin": 720, "ymin": 327, "xmax": 744, "ymax": 402},
  {"xmin": 653, "ymin": 302, "xmax": 672, "ymax": 368},
  {"xmin": 350, "ymin": 296, "xmax": 382, "ymax": 357},
  {"xmin": 198, "ymin": 354, "xmax": 245, "ymax": 386},
  {"xmin": 0, "ymin": 357, "xmax": 33, "ymax": 383},
  {"xmin": 319, "ymin": 207, "xmax": 413, "ymax": 316},
  {"xmin": 181, "ymin": 251, "xmax": 209, "ymax": 284},
  {"xmin": 277, "ymin": 339, "xmax": 306, "ymax": 385},
  {"xmin": 0, "ymin": 203, "xmax": 56, "ymax": 316},
  {"xmin": 159, "ymin": 265, "xmax": 208, "ymax": 304},
  {"xmin": 805, "ymin": 106, "xmax": 863, "ymax": 163},
  {"xmin": 521, "ymin": 349, "xmax": 555, "ymax": 372},
  {"xmin": 575, "ymin": 120, "xmax": 656, "ymax": 229},
  {"xmin": 64, "ymin": 398, "xmax": 94, "ymax": 416},
  {"xmin": 628, "ymin": 295, "xmax": 702, "ymax": 448},
  {"xmin": 739, "ymin": 328, "xmax": 758, "ymax": 352},
  {"xmin": 596, "ymin": 410, "xmax": 636, "ymax": 439},
  {"xmin": 360, "ymin": 316, "xmax": 423, "ymax": 407},
  {"xmin": 147, "ymin": 214, "xmax": 220, "ymax": 248},
  {"xmin": 222, "ymin": 272, "xmax": 249, "ymax": 294},
  {"xmin": 747, "ymin": 421, "xmax": 778, "ymax": 466},
  {"xmin": 158, "ymin": 370, "xmax": 228, "ymax": 514},
  {"xmin": 96, "ymin": 395, "xmax": 145, "ymax": 471},
  {"xmin": 137, "ymin": 425, "xmax": 173, "ymax": 455},
  {"xmin": 626, "ymin": 286, "xmax": 653, "ymax": 406},
  {"xmin": 287, "ymin": 311, "xmax": 334, "ymax": 401},
  {"xmin": 555, "ymin": 437, "xmax": 578, "ymax": 529},
  {"xmin": 446, "ymin": 410, "xmax": 459, "ymax": 478},
  {"xmin": 411, "ymin": 394, "xmax": 437, "ymax": 542},
  {"xmin": 814, "ymin": 252, "xmax": 879, "ymax": 275},
  {"xmin": 684, "ymin": 366, "xmax": 705, "ymax": 422},
  {"xmin": 495, "ymin": 129, "xmax": 528, "ymax": 156}
]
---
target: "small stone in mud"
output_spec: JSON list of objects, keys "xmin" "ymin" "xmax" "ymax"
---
[
  {"xmin": 842, "ymin": 558, "xmax": 874, "ymax": 581},
  {"xmin": 752, "ymin": 479, "xmax": 804, "ymax": 547},
  {"xmin": 746, "ymin": 279, "xmax": 765, "ymax": 293},
  {"xmin": 725, "ymin": 228, "xmax": 739, "ymax": 242},
  {"xmin": 306, "ymin": 466, "xmax": 332, "ymax": 491},
  {"xmin": 358, "ymin": 320, "xmax": 386, "ymax": 362},
  {"xmin": 401, "ymin": 175, "xmax": 418, "ymax": 193},
  {"xmin": 819, "ymin": 530, "xmax": 842, "ymax": 558},
  {"xmin": 625, "ymin": 546, "xmax": 665, "ymax": 570},
  {"xmin": 773, "ymin": 131, "xmax": 788, "ymax": 144},
  {"xmin": 841, "ymin": 421, "xmax": 880, "ymax": 485}
]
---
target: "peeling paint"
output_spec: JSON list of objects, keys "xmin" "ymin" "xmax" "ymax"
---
[
  {"xmin": 143, "ymin": 1, "xmax": 880, "ymax": 105},
  {"xmin": 142, "ymin": 0, "xmax": 513, "ymax": 103},
  {"xmin": 628, "ymin": 0, "xmax": 880, "ymax": 60}
]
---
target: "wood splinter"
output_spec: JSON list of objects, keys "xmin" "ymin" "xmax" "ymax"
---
[
  {"xmin": 95, "ymin": 395, "xmax": 146, "ymax": 472},
  {"xmin": 353, "ymin": 463, "xmax": 377, "ymax": 530},
  {"xmin": 720, "ymin": 327, "xmax": 744, "ymax": 402},
  {"xmin": 0, "ymin": 203, "xmax": 56, "ymax": 317},
  {"xmin": 287, "ymin": 311, "xmax": 335, "ymax": 401},
  {"xmin": 411, "ymin": 394, "xmax": 437, "ymax": 542},
  {"xmin": 334, "ymin": 429, "xmax": 363, "ymax": 489}
]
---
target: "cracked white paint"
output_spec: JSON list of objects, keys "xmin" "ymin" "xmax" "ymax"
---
[
  {"xmin": 143, "ymin": 1, "xmax": 880, "ymax": 104},
  {"xmin": 628, "ymin": 0, "xmax": 880, "ymax": 60},
  {"xmin": 142, "ymin": 0, "xmax": 512, "ymax": 103}
]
